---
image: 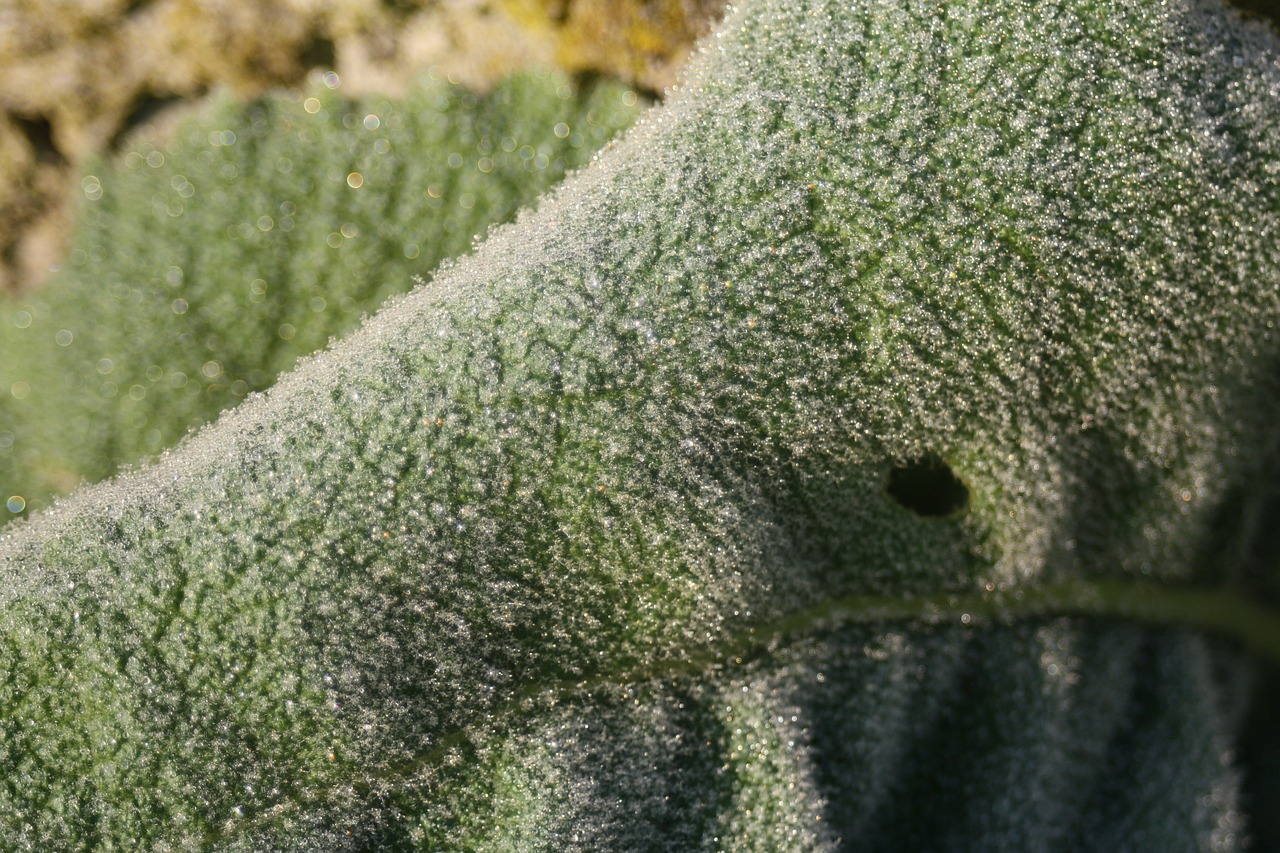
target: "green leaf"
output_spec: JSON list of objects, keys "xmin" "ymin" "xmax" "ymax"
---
[
  {"xmin": 0, "ymin": 71, "xmax": 639, "ymax": 516},
  {"xmin": 4, "ymin": 0, "xmax": 1280, "ymax": 849}
]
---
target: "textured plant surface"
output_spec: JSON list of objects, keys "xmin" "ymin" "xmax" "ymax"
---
[
  {"xmin": 0, "ymin": 70, "xmax": 638, "ymax": 517},
  {"xmin": 3, "ymin": 0, "xmax": 1280, "ymax": 849}
]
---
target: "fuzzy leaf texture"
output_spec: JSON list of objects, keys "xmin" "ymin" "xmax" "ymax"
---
[
  {"xmin": 0, "ymin": 72, "xmax": 639, "ymax": 517},
  {"xmin": 4, "ymin": 0, "xmax": 1280, "ymax": 849}
]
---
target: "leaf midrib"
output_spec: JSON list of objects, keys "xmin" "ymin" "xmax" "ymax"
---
[{"xmin": 206, "ymin": 575, "xmax": 1280, "ymax": 846}]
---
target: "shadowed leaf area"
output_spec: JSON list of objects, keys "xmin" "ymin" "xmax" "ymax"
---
[{"xmin": 3, "ymin": 0, "xmax": 1280, "ymax": 849}]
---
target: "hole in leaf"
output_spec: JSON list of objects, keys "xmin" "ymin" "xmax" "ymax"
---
[{"xmin": 885, "ymin": 454, "xmax": 969, "ymax": 518}]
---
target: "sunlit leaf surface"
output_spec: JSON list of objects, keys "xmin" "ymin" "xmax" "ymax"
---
[{"xmin": 3, "ymin": 0, "xmax": 1280, "ymax": 849}]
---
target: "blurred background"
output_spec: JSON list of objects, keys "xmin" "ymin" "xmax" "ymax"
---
[{"xmin": 0, "ymin": 0, "xmax": 726, "ymax": 294}]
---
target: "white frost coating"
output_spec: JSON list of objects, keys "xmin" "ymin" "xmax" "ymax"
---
[
  {"xmin": 2, "ymin": 0, "xmax": 1279, "ymax": 848},
  {"xmin": 0, "ymin": 72, "xmax": 638, "ymax": 519}
]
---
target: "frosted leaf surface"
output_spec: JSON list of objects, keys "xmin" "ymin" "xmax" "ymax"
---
[
  {"xmin": 3, "ymin": 0, "xmax": 1280, "ymax": 848},
  {"xmin": 0, "ymin": 71, "xmax": 638, "ymax": 518}
]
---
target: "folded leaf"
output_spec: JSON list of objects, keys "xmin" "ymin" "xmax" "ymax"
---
[{"xmin": 4, "ymin": 0, "xmax": 1280, "ymax": 849}]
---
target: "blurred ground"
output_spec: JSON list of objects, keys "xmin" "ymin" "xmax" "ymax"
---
[{"xmin": 0, "ymin": 0, "xmax": 725, "ymax": 293}]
